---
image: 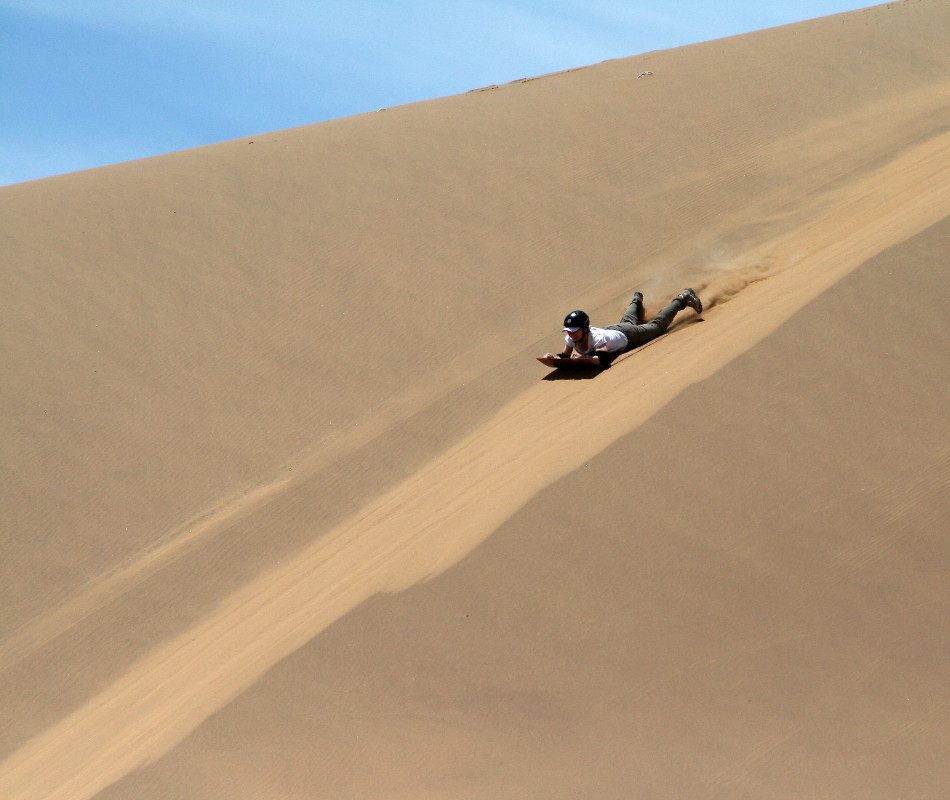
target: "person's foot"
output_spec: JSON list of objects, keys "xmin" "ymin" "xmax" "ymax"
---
[
  {"xmin": 679, "ymin": 287, "xmax": 702, "ymax": 313},
  {"xmin": 631, "ymin": 291, "xmax": 643, "ymax": 305}
]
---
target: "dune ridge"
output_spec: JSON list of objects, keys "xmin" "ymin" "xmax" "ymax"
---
[{"xmin": 3, "ymin": 1, "xmax": 950, "ymax": 797}]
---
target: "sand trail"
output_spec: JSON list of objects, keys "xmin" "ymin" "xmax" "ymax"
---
[
  {"xmin": 4, "ymin": 120, "xmax": 950, "ymax": 800},
  {"xmin": 699, "ymin": 129, "xmax": 950, "ymax": 308},
  {"xmin": 0, "ymin": 474, "xmax": 295, "ymax": 673}
]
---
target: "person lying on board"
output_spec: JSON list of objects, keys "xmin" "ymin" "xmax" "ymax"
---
[{"xmin": 538, "ymin": 287, "xmax": 702, "ymax": 369}]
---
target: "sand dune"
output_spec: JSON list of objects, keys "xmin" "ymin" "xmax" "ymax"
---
[{"xmin": 2, "ymin": 1, "xmax": 950, "ymax": 797}]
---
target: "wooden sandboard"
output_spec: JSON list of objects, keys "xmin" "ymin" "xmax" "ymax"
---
[{"xmin": 536, "ymin": 355, "xmax": 600, "ymax": 370}]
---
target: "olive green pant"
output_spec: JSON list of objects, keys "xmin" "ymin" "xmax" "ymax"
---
[{"xmin": 605, "ymin": 293, "xmax": 684, "ymax": 350}]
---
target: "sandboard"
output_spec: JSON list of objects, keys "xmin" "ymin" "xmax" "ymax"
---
[{"xmin": 536, "ymin": 355, "xmax": 600, "ymax": 370}]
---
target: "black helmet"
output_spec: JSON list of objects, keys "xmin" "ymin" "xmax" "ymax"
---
[{"xmin": 563, "ymin": 310, "xmax": 589, "ymax": 331}]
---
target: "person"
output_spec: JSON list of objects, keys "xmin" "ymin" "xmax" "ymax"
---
[{"xmin": 541, "ymin": 288, "xmax": 702, "ymax": 368}]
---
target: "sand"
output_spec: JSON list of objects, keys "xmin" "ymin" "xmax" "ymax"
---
[{"xmin": 2, "ymin": 1, "xmax": 950, "ymax": 797}]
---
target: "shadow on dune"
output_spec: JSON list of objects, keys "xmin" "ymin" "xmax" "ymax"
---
[{"xmin": 542, "ymin": 368, "xmax": 600, "ymax": 381}]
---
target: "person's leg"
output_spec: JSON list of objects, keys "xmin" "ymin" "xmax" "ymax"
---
[
  {"xmin": 614, "ymin": 288, "xmax": 701, "ymax": 348},
  {"xmin": 618, "ymin": 297, "xmax": 682, "ymax": 347},
  {"xmin": 617, "ymin": 291, "xmax": 644, "ymax": 327}
]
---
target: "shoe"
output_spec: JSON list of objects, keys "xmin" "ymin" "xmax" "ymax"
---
[
  {"xmin": 679, "ymin": 287, "xmax": 702, "ymax": 313},
  {"xmin": 631, "ymin": 291, "xmax": 643, "ymax": 305}
]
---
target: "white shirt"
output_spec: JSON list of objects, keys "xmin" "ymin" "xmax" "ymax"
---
[{"xmin": 565, "ymin": 326, "xmax": 627, "ymax": 356}]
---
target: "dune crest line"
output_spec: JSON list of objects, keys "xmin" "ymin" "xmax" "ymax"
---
[
  {"xmin": 0, "ymin": 474, "xmax": 295, "ymax": 672},
  {"xmin": 2, "ymin": 128, "xmax": 950, "ymax": 800},
  {"xmin": 0, "ymin": 375, "xmax": 465, "ymax": 673}
]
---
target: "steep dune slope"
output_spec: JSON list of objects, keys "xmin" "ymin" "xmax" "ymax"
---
[
  {"xmin": 96, "ymin": 220, "xmax": 950, "ymax": 800},
  {"xmin": 2, "ymin": 1, "xmax": 950, "ymax": 797}
]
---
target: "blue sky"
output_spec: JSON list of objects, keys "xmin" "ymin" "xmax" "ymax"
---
[{"xmin": 1, "ymin": 1, "xmax": 874, "ymax": 187}]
